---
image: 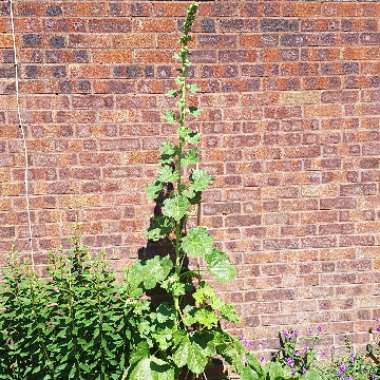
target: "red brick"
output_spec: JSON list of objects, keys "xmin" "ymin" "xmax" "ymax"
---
[
  {"xmin": 283, "ymin": 2, "xmax": 321, "ymax": 17},
  {"xmin": 89, "ymin": 19, "xmax": 132, "ymax": 33}
]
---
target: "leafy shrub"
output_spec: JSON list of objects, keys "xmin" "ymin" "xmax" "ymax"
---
[{"xmin": 0, "ymin": 235, "xmax": 134, "ymax": 379}]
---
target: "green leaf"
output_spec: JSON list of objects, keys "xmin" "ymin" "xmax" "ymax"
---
[
  {"xmin": 190, "ymin": 169, "xmax": 212, "ymax": 192},
  {"xmin": 156, "ymin": 304, "xmax": 176, "ymax": 324},
  {"xmin": 160, "ymin": 142, "xmax": 176, "ymax": 157},
  {"xmin": 172, "ymin": 338, "xmax": 191, "ymax": 368},
  {"xmin": 178, "ymin": 127, "xmax": 192, "ymax": 140},
  {"xmin": 127, "ymin": 358, "xmax": 151, "ymax": 380},
  {"xmin": 150, "ymin": 357, "xmax": 175, "ymax": 380},
  {"xmin": 246, "ymin": 353, "xmax": 264, "ymax": 377},
  {"xmin": 188, "ymin": 106, "xmax": 201, "ymax": 117},
  {"xmin": 267, "ymin": 362, "xmax": 286, "ymax": 380},
  {"xmin": 188, "ymin": 342, "xmax": 208, "ymax": 375},
  {"xmin": 205, "ymin": 250, "xmax": 236, "ymax": 283},
  {"xmin": 163, "ymin": 111, "xmax": 176, "ymax": 124},
  {"xmin": 158, "ymin": 166, "xmax": 179, "ymax": 183},
  {"xmin": 127, "ymin": 357, "xmax": 174, "ymax": 380},
  {"xmin": 193, "ymin": 308, "xmax": 218, "ymax": 329},
  {"xmin": 188, "ymin": 84, "xmax": 200, "ymax": 94},
  {"xmin": 303, "ymin": 368, "xmax": 321, "ymax": 380},
  {"xmin": 142, "ymin": 256, "xmax": 173, "ymax": 289},
  {"xmin": 165, "ymin": 89, "xmax": 178, "ymax": 98},
  {"xmin": 181, "ymin": 227, "xmax": 214, "ymax": 258},
  {"xmin": 146, "ymin": 216, "xmax": 174, "ymax": 242},
  {"xmin": 240, "ymin": 367, "xmax": 260, "ymax": 380},
  {"xmin": 162, "ymin": 195, "xmax": 190, "ymax": 222},
  {"xmin": 220, "ymin": 304, "xmax": 239, "ymax": 323},
  {"xmin": 129, "ymin": 342, "xmax": 150, "ymax": 366},
  {"xmin": 185, "ymin": 131, "xmax": 200, "ymax": 145},
  {"xmin": 181, "ymin": 148, "xmax": 198, "ymax": 166},
  {"xmin": 146, "ymin": 182, "xmax": 163, "ymax": 201}
]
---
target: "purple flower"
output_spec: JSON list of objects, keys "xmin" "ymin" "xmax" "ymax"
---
[
  {"xmin": 337, "ymin": 363, "xmax": 347, "ymax": 377},
  {"xmin": 317, "ymin": 325, "xmax": 322, "ymax": 334},
  {"xmin": 240, "ymin": 335, "xmax": 254, "ymax": 350},
  {"xmin": 376, "ymin": 324, "xmax": 380, "ymax": 333},
  {"xmin": 286, "ymin": 357, "xmax": 295, "ymax": 367}
]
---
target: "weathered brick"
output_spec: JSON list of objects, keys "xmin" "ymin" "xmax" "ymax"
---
[
  {"xmin": 260, "ymin": 19, "xmax": 299, "ymax": 33},
  {"xmin": 280, "ymin": 91, "xmax": 320, "ymax": 105},
  {"xmin": 89, "ymin": 19, "xmax": 132, "ymax": 33},
  {"xmin": 48, "ymin": 35, "xmax": 65, "ymax": 49},
  {"xmin": 280, "ymin": 34, "xmax": 307, "ymax": 47},
  {"xmin": 22, "ymin": 33, "xmax": 42, "ymax": 47}
]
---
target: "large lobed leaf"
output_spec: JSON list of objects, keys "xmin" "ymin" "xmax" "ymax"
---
[
  {"xmin": 162, "ymin": 195, "xmax": 190, "ymax": 222},
  {"xmin": 181, "ymin": 227, "xmax": 214, "ymax": 258},
  {"xmin": 205, "ymin": 249, "xmax": 236, "ymax": 283}
]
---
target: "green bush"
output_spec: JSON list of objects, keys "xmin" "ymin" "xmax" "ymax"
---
[{"xmin": 0, "ymin": 235, "xmax": 134, "ymax": 379}]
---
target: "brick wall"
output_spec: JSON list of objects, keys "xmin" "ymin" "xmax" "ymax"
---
[{"xmin": 1, "ymin": 0, "xmax": 380, "ymax": 355}]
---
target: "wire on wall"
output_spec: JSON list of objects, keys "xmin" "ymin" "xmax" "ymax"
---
[{"xmin": 9, "ymin": 0, "xmax": 36, "ymax": 272}]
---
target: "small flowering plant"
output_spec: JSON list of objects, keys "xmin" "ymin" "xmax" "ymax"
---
[
  {"xmin": 273, "ymin": 328, "xmax": 320, "ymax": 377},
  {"xmin": 320, "ymin": 335, "xmax": 378, "ymax": 380}
]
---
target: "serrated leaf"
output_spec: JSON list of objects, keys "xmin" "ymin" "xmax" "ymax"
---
[
  {"xmin": 220, "ymin": 304, "xmax": 239, "ymax": 323},
  {"xmin": 205, "ymin": 250, "xmax": 236, "ymax": 283},
  {"xmin": 172, "ymin": 339, "xmax": 191, "ymax": 368},
  {"xmin": 177, "ymin": 127, "xmax": 192, "ymax": 140},
  {"xmin": 142, "ymin": 256, "xmax": 173, "ymax": 289},
  {"xmin": 188, "ymin": 342, "xmax": 208, "ymax": 375},
  {"xmin": 181, "ymin": 227, "xmax": 214, "ymax": 258},
  {"xmin": 193, "ymin": 308, "xmax": 218, "ymax": 329},
  {"xmin": 156, "ymin": 304, "xmax": 175, "ymax": 324},
  {"xmin": 186, "ymin": 131, "xmax": 200, "ymax": 145},
  {"xmin": 162, "ymin": 195, "xmax": 190, "ymax": 222},
  {"xmin": 190, "ymin": 169, "xmax": 212, "ymax": 192},
  {"xmin": 163, "ymin": 111, "xmax": 176, "ymax": 124},
  {"xmin": 181, "ymin": 148, "xmax": 198, "ymax": 166},
  {"xmin": 129, "ymin": 342, "xmax": 150, "ymax": 367},
  {"xmin": 178, "ymin": 127, "xmax": 200, "ymax": 145},
  {"xmin": 146, "ymin": 182, "xmax": 163, "ymax": 201},
  {"xmin": 146, "ymin": 228, "xmax": 163, "ymax": 242},
  {"xmin": 158, "ymin": 166, "xmax": 179, "ymax": 183},
  {"xmin": 160, "ymin": 142, "xmax": 176, "ymax": 157}
]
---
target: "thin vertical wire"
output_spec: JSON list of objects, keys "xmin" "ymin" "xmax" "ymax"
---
[{"xmin": 9, "ymin": 0, "xmax": 35, "ymax": 271}]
